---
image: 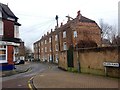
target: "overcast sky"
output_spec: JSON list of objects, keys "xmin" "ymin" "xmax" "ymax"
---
[{"xmin": 0, "ymin": 0, "xmax": 119, "ymax": 50}]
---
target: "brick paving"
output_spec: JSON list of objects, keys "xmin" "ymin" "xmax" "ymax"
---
[{"xmin": 33, "ymin": 65, "xmax": 119, "ymax": 88}]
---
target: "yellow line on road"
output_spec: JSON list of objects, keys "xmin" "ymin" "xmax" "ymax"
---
[
  {"xmin": 28, "ymin": 83, "xmax": 33, "ymax": 90},
  {"xmin": 28, "ymin": 76, "xmax": 34, "ymax": 90}
]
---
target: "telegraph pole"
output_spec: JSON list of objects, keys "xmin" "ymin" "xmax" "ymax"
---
[{"xmin": 55, "ymin": 15, "xmax": 59, "ymax": 28}]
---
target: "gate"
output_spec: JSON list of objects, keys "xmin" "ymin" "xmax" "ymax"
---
[{"xmin": 67, "ymin": 45, "xmax": 74, "ymax": 67}]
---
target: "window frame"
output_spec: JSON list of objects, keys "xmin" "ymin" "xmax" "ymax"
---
[
  {"xmin": 0, "ymin": 45, "xmax": 7, "ymax": 63},
  {"xmin": 0, "ymin": 21, "xmax": 3, "ymax": 35},
  {"xmin": 55, "ymin": 35, "xmax": 58, "ymax": 41},
  {"xmin": 63, "ymin": 42, "xmax": 67, "ymax": 50},
  {"xmin": 63, "ymin": 31, "xmax": 66, "ymax": 38},
  {"xmin": 14, "ymin": 25, "xmax": 19, "ymax": 38},
  {"xmin": 73, "ymin": 31, "xmax": 77, "ymax": 38}
]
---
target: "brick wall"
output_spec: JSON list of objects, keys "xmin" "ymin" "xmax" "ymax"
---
[
  {"xmin": 74, "ymin": 46, "xmax": 119, "ymax": 77},
  {"xmin": 59, "ymin": 46, "xmax": 119, "ymax": 77},
  {"xmin": 72, "ymin": 22, "xmax": 101, "ymax": 47},
  {"xmin": 58, "ymin": 51, "xmax": 68, "ymax": 70},
  {"xmin": 3, "ymin": 20, "xmax": 14, "ymax": 38}
]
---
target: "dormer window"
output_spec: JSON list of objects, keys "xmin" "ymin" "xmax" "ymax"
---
[{"xmin": 0, "ymin": 21, "xmax": 3, "ymax": 35}]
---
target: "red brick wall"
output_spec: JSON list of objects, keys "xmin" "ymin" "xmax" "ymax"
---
[{"xmin": 3, "ymin": 20, "xmax": 14, "ymax": 38}]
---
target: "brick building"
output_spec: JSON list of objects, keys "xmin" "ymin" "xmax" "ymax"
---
[
  {"xmin": 34, "ymin": 11, "xmax": 102, "ymax": 64},
  {"xmin": 0, "ymin": 3, "xmax": 21, "ymax": 70}
]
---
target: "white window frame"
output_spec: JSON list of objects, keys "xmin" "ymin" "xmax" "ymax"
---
[
  {"xmin": 41, "ymin": 41, "xmax": 43, "ymax": 45},
  {"xmin": 0, "ymin": 11, "xmax": 2, "ymax": 18},
  {"xmin": 45, "ymin": 40, "xmax": 47, "ymax": 44},
  {"xmin": 0, "ymin": 45, "xmax": 7, "ymax": 63},
  {"xmin": 73, "ymin": 31, "xmax": 77, "ymax": 38},
  {"xmin": 63, "ymin": 42, "xmax": 67, "ymax": 50},
  {"xmin": 45, "ymin": 47, "xmax": 47, "ymax": 52},
  {"xmin": 55, "ymin": 35, "xmax": 58, "ymax": 41},
  {"xmin": 49, "ymin": 54, "xmax": 52, "ymax": 61},
  {"xmin": 49, "ymin": 37, "xmax": 51, "ymax": 43},
  {"xmin": 14, "ymin": 25, "xmax": 19, "ymax": 38},
  {"xmin": 0, "ymin": 20, "xmax": 3, "ymax": 35},
  {"xmin": 55, "ymin": 54, "xmax": 59, "ymax": 63},
  {"xmin": 41, "ymin": 48, "xmax": 43, "ymax": 53},
  {"xmin": 63, "ymin": 31, "xmax": 66, "ymax": 38},
  {"xmin": 55, "ymin": 44, "xmax": 58, "ymax": 51}
]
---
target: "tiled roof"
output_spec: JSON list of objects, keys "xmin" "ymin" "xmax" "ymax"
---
[
  {"xmin": 80, "ymin": 16, "xmax": 95, "ymax": 23},
  {"xmin": 0, "ymin": 3, "xmax": 18, "ymax": 19}
]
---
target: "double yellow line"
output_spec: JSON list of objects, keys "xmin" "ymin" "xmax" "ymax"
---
[{"xmin": 28, "ymin": 77, "xmax": 34, "ymax": 90}]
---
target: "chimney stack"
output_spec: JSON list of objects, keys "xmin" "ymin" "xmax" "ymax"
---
[
  {"xmin": 76, "ymin": 10, "xmax": 81, "ymax": 20},
  {"xmin": 61, "ymin": 22, "xmax": 63, "ymax": 27},
  {"xmin": 51, "ymin": 29, "xmax": 53, "ymax": 32},
  {"xmin": 47, "ymin": 32, "xmax": 49, "ymax": 35},
  {"xmin": 55, "ymin": 15, "xmax": 59, "ymax": 28}
]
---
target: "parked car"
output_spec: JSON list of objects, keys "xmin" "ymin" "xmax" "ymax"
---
[{"xmin": 15, "ymin": 60, "xmax": 25, "ymax": 65}]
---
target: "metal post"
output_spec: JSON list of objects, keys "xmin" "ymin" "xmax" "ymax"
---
[
  {"xmin": 105, "ymin": 67, "xmax": 107, "ymax": 76},
  {"xmin": 76, "ymin": 44, "xmax": 80, "ymax": 73}
]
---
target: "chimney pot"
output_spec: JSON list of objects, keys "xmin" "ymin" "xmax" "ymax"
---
[
  {"xmin": 61, "ymin": 22, "xmax": 63, "ymax": 26},
  {"xmin": 47, "ymin": 32, "xmax": 49, "ymax": 35},
  {"xmin": 77, "ymin": 10, "xmax": 81, "ymax": 20},
  {"xmin": 51, "ymin": 29, "xmax": 53, "ymax": 32}
]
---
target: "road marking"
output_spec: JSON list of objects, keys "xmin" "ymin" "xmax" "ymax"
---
[
  {"xmin": 28, "ymin": 77, "xmax": 34, "ymax": 90},
  {"xmin": 28, "ymin": 83, "xmax": 33, "ymax": 90}
]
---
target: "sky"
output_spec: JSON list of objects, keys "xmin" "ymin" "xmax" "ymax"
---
[{"xmin": 0, "ymin": 0, "xmax": 119, "ymax": 50}]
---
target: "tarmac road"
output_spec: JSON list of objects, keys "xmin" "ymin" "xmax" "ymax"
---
[{"xmin": 2, "ymin": 62, "xmax": 48, "ymax": 89}]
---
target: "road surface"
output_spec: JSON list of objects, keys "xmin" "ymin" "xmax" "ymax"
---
[{"xmin": 2, "ymin": 62, "xmax": 48, "ymax": 89}]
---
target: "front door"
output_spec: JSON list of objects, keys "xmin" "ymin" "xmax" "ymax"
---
[{"xmin": 7, "ymin": 45, "xmax": 14, "ymax": 64}]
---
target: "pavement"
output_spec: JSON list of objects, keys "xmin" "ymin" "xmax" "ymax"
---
[
  {"xmin": 33, "ymin": 64, "xmax": 119, "ymax": 89},
  {"xmin": 1, "ymin": 62, "xmax": 30, "ymax": 77}
]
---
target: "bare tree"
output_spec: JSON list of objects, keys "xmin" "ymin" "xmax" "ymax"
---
[
  {"xmin": 99, "ymin": 19, "xmax": 117, "ymax": 42},
  {"xmin": 24, "ymin": 46, "xmax": 32, "ymax": 60}
]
